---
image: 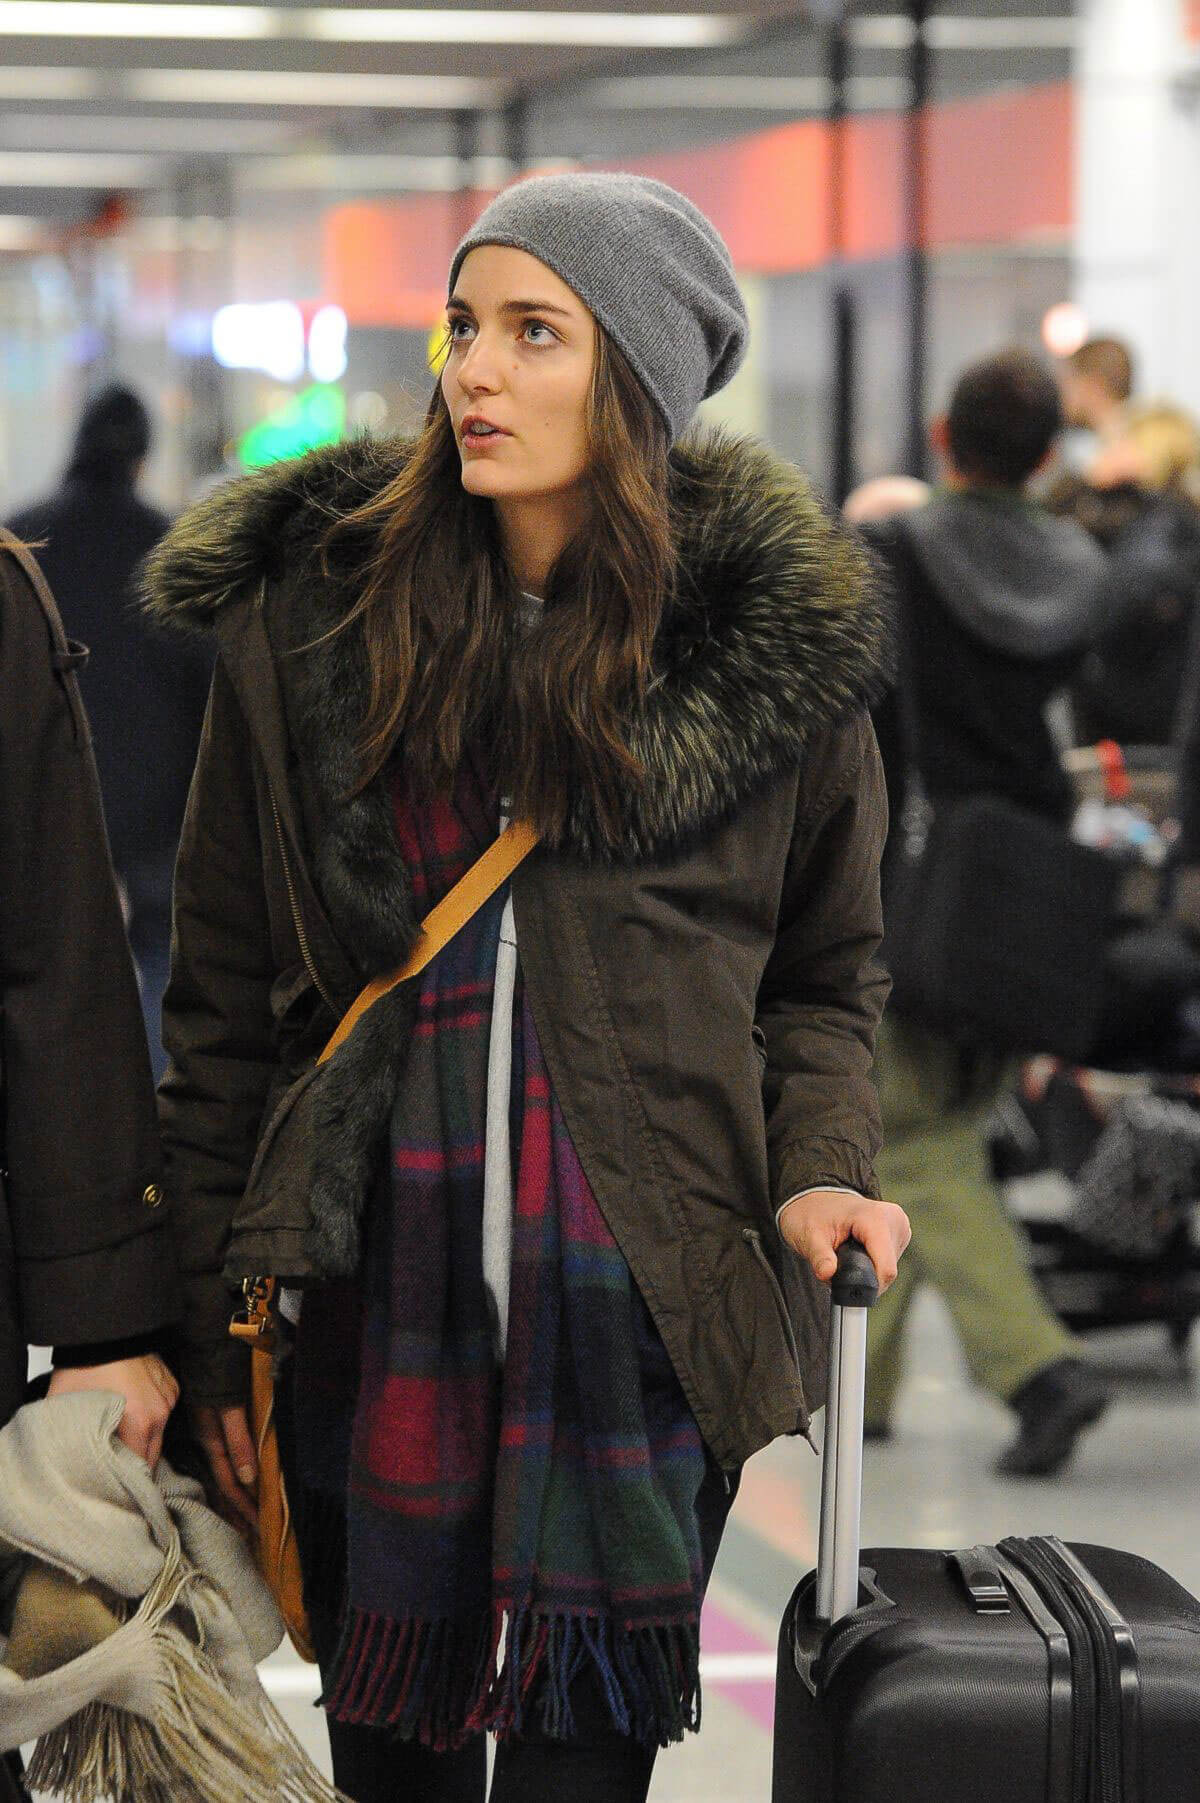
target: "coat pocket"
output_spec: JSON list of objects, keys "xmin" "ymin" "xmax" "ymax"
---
[{"xmin": 224, "ymin": 1062, "xmax": 324, "ymax": 1288}]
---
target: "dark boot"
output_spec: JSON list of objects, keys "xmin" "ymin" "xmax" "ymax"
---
[{"xmin": 995, "ymin": 1358, "xmax": 1111, "ymax": 1478}]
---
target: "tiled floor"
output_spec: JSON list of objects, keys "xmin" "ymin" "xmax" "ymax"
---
[{"xmin": 244, "ymin": 1287, "xmax": 1200, "ymax": 1803}]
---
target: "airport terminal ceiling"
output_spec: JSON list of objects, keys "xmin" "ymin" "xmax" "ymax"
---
[
  {"xmin": 0, "ymin": 3, "xmax": 1076, "ymax": 221},
  {"xmin": 0, "ymin": 2, "xmax": 1118, "ymax": 505}
]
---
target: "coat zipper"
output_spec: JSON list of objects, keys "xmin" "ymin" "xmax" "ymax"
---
[
  {"xmin": 267, "ymin": 782, "xmax": 336, "ymax": 1015},
  {"xmin": 743, "ymin": 1226, "xmax": 805, "ymax": 1391}
]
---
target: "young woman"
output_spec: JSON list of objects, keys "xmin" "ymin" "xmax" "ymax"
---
[{"xmin": 147, "ymin": 172, "xmax": 908, "ymax": 1803}]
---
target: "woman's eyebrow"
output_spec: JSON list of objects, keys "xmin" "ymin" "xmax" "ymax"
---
[
  {"xmin": 447, "ymin": 296, "xmax": 574, "ymax": 320},
  {"xmin": 498, "ymin": 299, "xmax": 574, "ymax": 318}
]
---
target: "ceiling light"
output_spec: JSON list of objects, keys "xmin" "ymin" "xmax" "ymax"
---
[
  {"xmin": 0, "ymin": 4, "xmax": 746, "ymax": 47},
  {"xmin": 1042, "ymin": 301, "xmax": 1089, "ymax": 359},
  {"xmin": 0, "ymin": 67, "xmax": 100, "ymax": 99},
  {"xmin": 848, "ymin": 14, "xmax": 1074, "ymax": 53},
  {"xmin": 308, "ymin": 304, "xmax": 348, "ymax": 384},
  {"xmin": 0, "ymin": 151, "xmax": 159, "ymax": 185},
  {"xmin": 927, "ymin": 17, "xmax": 1074, "ymax": 50},
  {"xmin": 213, "ymin": 301, "xmax": 307, "ymax": 383},
  {"xmin": 0, "ymin": 213, "xmax": 44, "ymax": 247},
  {"xmin": 0, "ymin": 4, "xmax": 276, "ymax": 36},
  {"xmin": 304, "ymin": 10, "xmax": 747, "ymax": 48},
  {"xmin": 847, "ymin": 14, "xmax": 915, "ymax": 50},
  {"xmin": 0, "ymin": 113, "xmax": 291, "ymax": 152},
  {"xmin": 242, "ymin": 153, "xmax": 512, "ymax": 191},
  {"xmin": 127, "ymin": 69, "xmax": 505, "ymax": 108},
  {"xmin": 579, "ymin": 73, "xmax": 911, "ymax": 111},
  {"xmin": 583, "ymin": 76, "xmax": 832, "ymax": 110}
]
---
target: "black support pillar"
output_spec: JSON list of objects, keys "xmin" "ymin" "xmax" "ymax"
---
[
  {"xmin": 826, "ymin": 11, "xmax": 856, "ymax": 506},
  {"xmin": 904, "ymin": 0, "xmax": 930, "ymax": 479}
]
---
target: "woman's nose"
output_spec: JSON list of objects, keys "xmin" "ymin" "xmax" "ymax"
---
[{"xmin": 457, "ymin": 335, "xmax": 502, "ymax": 395}]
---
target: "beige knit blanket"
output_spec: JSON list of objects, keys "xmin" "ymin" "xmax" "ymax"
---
[{"xmin": 0, "ymin": 1391, "xmax": 343, "ymax": 1803}]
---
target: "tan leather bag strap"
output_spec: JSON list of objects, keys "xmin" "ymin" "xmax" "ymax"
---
[
  {"xmin": 230, "ymin": 816, "xmax": 539, "ymax": 1348},
  {"xmin": 318, "ymin": 817, "xmax": 540, "ymax": 1066}
]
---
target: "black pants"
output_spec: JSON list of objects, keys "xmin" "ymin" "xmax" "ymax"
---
[
  {"xmin": 275, "ymin": 1355, "xmax": 737, "ymax": 1803},
  {"xmin": 1, "ymin": 1753, "xmax": 30, "ymax": 1803}
]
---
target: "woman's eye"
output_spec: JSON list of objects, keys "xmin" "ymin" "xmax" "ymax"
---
[
  {"xmin": 523, "ymin": 321, "xmax": 556, "ymax": 345},
  {"xmin": 447, "ymin": 317, "xmax": 473, "ymax": 343}
]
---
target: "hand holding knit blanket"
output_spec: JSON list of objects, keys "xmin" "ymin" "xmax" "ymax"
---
[{"xmin": 0, "ymin": 1390, "xmax": 346, "ymax": 1803}]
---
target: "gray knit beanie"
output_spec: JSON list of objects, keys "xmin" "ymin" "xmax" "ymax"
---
[{"xmin": 448, "ymin": 172, "xmax": 749, "ymax": 444}]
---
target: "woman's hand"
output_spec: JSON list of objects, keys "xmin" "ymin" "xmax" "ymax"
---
[
  {"xmin": 191, "ymin": 1402, "xmax": 259, "ymax": 1531},
  {"xmin": 778, "ymin": 1189, "xmax": 911, "ymax": 1292},
  {"xmin": 48, "ymin": 1353, "xmax": 180, "ymax": 1469}
]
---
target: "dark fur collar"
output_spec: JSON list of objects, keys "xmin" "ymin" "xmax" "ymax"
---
[{"xmin": 146, "ymin": 430, "xmax": 884, "ymax": 970}]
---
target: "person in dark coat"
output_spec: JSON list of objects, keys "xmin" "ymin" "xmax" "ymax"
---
[
  {"xmin": 7, "ymin": 386, "xmax": 211, "ymax": 1080},
  {"xmin": 863, "ymin": 348, "xmax": 1116, "ymax": 1478},
  {"xmin": 1048, "ymin": 404, "xmax": 1200, "ymax": 747},
  {"xmin": 0, "ymin": 530, "xmax": 180, "ymax": 1800},
  {"xmin": 144, "ymin": 173, "xmax": 909, "ymax": 1801}
]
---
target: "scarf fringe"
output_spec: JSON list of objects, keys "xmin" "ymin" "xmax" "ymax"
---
[
  {"xmin": 26, "ymin": 1543, "xmax": 349, "ymax": 1803},
  {"xmin": 322, "ymin": 1604, "xmax": 701, "ymax": 1752}
]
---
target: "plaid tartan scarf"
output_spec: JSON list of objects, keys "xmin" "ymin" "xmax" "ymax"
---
[{"xmin": 293, "ymin": 749, "xmax": 707, "ymax": 1750}]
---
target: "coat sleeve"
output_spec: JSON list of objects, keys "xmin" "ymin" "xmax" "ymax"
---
[
  {"xmin": 756, "ymin": 708, "xmax": 890, "ymax": 1210},
  {"xmin": 0, "ymin": 547, "xmax": 178, "ymax": 1351},
  {"xmin": 158, "ymin": 656, "xmax": 277, "ymax": 1404}
]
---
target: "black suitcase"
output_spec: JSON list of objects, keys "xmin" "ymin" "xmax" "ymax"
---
[{"xmin": 772, "ymin": 1244, "xmax": 1200, "ymax": 1801}]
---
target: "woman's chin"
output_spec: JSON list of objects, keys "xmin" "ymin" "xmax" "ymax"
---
[{"xmin": 459, "ymin": 459, "xmax": 510, "ymax": 497}]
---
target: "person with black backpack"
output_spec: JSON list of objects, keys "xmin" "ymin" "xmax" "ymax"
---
[{"xmin": 863, "ymin": 348, "xmax": 1116, "ymax": 1477}]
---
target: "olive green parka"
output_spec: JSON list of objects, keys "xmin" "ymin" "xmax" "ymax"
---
[{"xmin": 145, "ymin": 429, "xmax": 889, "ymax": 1470}]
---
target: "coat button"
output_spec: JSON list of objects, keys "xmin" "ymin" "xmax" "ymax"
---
[{"xmin": 142, "ymin": 1183, "xmax": 164, "ymax": 1209}]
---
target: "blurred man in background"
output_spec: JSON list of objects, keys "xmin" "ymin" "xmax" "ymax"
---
[
  {"xmin": 863, "ymin": 348, "xmax": 1115, "ymax": 1477},
  {"xmin": 1059, "ymin": 335, "xmax": 1135, "ymax": 451},
  {"xmin": 7, "ymin": 386, "xmax": 210, "ymax": 1080}
]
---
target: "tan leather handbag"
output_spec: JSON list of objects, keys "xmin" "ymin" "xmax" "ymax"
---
[{"xmin": 230, "ymin": 819, "xmax": 540, "ymax": 1662}]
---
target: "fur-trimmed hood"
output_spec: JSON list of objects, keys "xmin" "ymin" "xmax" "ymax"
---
[{"xmin": 147, "ymin": 428, "xmax": 884, "ymax": 869}]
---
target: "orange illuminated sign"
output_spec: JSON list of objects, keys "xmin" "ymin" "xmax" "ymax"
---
[{"xmin": 1186, "ymin": 0, "xmax": 1200, "ymax": 45}]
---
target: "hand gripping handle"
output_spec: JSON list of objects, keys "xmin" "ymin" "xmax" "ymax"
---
[{"xmin": 815, "ymin": 1240, "xmax": 879, "ymax": 1624}]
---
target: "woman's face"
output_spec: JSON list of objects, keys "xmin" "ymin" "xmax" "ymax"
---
[{"xmin": 441, "ymin": 245, "xmax": 598, "ymax": 510}]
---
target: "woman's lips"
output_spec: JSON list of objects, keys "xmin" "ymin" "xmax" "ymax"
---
[{"xmin": 461, "ymin": 419, "xmax": 510, "ymax": 452}]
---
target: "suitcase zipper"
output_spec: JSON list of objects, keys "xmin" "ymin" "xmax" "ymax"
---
[
  {"xmin": 992, "ymin": 1549, "xmax": 1075, "ymax": 1803},
  {"xmin": 1001, "ymin": 1537, "xmax": 1131, "ymax": 1803},
  {"xmin": 1002, "ymin": 1537, "xmax": 1097, "ymax": 1801},
  {"xmin": 1043, "ymin": 1540, "xmax": 1141, "ymax": 1803}
]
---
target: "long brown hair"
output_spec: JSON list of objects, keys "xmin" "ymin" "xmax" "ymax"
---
[{"xmin": 323, "ymin": 328, "xmax": 673, "ymax": 844}]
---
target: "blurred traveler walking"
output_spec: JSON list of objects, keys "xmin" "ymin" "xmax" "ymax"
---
[
  {"xmin": 1051, "ymin": 401, "xmax": 1200, "ymax": 746},
  {"xmin": 7, "ymin": 385, "xmax": 210, "ymax": 1081},
  {"xmin": 0, "ymin": 531, "xmax": 179, "ymax": 1801},
  {"xmin": 864, "ymin": 348, "xmax": 1113, "ymax": 1477},
  {"xmin": 1059, "ymin": 334, "xmax": 1135, "ymax": 452},
  {"xmin": 145, "ymin": 171, "xmax": 909, "ymax": 1802}
]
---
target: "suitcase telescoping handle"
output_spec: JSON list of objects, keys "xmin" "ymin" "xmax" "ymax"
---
[{"xmin": 814, "ymin": 1239, "xmax": 879, "ymax": 1625}]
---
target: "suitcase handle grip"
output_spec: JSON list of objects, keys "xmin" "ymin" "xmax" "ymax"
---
[{"xmin": 831, "ymin": 1239, "xmax": 879, "ymax": 1310}]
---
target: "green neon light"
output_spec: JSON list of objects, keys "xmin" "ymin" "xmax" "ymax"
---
[{"xmin": 237, "ymin": 383, "xmax": 346, "ymax": 468}]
